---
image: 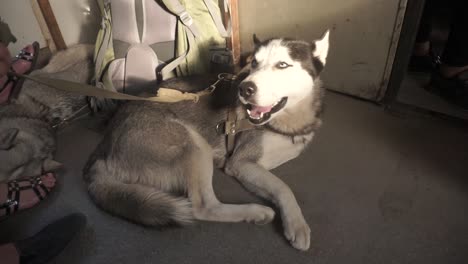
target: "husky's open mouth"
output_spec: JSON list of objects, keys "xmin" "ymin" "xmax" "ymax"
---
[{"xmin": 243, "ymin": 97, "xmax": 288, "ymax": 124}]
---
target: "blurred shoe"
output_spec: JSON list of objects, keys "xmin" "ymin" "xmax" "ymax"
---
[
  {"xmin": 15, "ymin": 213, "xmax": 87, "ymax": 264},
  {"xmin": 427, "ymin": 70, "xmax": 468, "ymax": 110},
  {"xmin": 408, "ymin": 48, "xmax": 441, "ymax": 73}
]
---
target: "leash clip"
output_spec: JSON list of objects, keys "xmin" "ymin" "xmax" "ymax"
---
[
  {"xmin": 218, "ymin": 73, "xmax": 237, "ymax": 81},
  {"xmin": 207, "ymin": 84, "xmax": 217, "ymax": 94},
  {"xmin": 204, "ymin": 73, "xmax": 237, "ymax": 96}
]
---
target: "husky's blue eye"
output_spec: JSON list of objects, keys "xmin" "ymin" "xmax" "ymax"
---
[
  {"xmin": 251, "ymin": 58, "xmax": 258, "ymax": 68},
  {"xmin": 277, "ymin": 62, "xmax": 291, "ymax": 69}
]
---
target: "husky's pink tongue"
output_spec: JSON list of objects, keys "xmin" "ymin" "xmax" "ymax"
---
[{"xmin": 250, "ymin": 105, "xmax": 272, "ymax": 118}]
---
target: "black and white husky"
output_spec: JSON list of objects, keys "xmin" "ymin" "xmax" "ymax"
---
[{"xmin": 84, "ymin": 31, "xmax": 330, "ymax": 251}]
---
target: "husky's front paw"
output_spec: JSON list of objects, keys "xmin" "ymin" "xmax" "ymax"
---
[
  {"xmin": 284, "ymin": 216, "xmax": 311, "ymax": 251},
  {"xmin": 245, "ymin": 204, "xmax": 275, "ymax": 225}
]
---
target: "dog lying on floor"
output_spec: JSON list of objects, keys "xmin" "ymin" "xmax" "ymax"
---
[
  {"xmin": 0, "ymin": 45, "xmax": 93, "ymax": 181},
  {"xmin": 83, "ymin": 32, "xmax": 329, "ymax": 251}
]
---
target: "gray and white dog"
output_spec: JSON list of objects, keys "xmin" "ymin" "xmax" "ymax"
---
[
  {"xmin": 0, "ymin": 45, "xmax": 93, "ymax": 181},
  {"xmin": 84, "ymin": 32, "xmax": 329, "ymax": 251}
]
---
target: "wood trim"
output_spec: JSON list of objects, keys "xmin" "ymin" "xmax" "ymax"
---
[
  {"xmin": 30, "ymin": 0, "xmax": 56, "ymax": 51},
  {"xmin": 37, "ymin": 0, "xmax": 67, "ymax": 50},
  {"xmin": 229, "ymin": 0, "xmax": 241, "ymax": 66},
  {"xmin": 221, "ymin": 0, "xmax": 241, "ymax": 66}
]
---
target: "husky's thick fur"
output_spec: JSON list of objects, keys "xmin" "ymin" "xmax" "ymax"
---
[
  {"xmin": 0, "ymin": 45, "xmax": 94, "ymax": 181},
  {"xmin": 84, "ymin": 32, "xmax": 329, "ymax": 251}
]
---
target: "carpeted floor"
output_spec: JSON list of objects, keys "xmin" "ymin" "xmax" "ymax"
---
[{"xmin": 1, "ymin": 92, "xmax": 468, "ymax": 264}]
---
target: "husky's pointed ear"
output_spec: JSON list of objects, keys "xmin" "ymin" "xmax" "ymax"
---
[
  {"xmin": 0, "ymin": 128, "xmax": 19, "ymax": 150},
  {"xmin": 43, "ymin": 159, "xmax": 63, "ymax": 172},
  {"xmin": 253, "ymin": 34, "xmax": 261, "ymax": 46},
  {"xmin": 313, "ymin": 30, "xmax": 330, "ymax": 65}
]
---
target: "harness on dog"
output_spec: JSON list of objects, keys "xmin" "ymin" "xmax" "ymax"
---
[
  {"xmin": 213, "ymin": 70, "xmax": 257, "ymax": 155},
  {"xmin": 216, "ymin": 108, "xmax": 256, "ymax": 156}
]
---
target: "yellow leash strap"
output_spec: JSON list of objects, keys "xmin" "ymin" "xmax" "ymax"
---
[
  {"xmin": 17, "ymin": 72, "xmax": 238, "ymax": 104},
  {"xmin": 18, "ymin": 74, "xmax": 201, "ymax": 103}
]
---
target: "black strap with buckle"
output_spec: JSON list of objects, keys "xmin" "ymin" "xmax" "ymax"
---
[{"xmin": 216, "ymin": 108, "xmax": 256, "ymax": 156}]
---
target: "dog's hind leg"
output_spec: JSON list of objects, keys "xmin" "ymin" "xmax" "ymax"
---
[{"xmin": 185, "ymin": 127, "xmax": 275, "ymax": 224}]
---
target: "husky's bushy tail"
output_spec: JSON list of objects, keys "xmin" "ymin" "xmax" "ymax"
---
[{"xmin": 84, "ymin": 160, "xmax": 193, "ymax": 226}]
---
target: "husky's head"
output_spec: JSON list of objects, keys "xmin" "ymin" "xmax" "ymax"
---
[
  {"xmin": 0, "ymin": 124, "xmax": 62, "ymax": 181},
  {"xmin": 238, "ymin": 31, "xmax": 330, "ymax": 125}
]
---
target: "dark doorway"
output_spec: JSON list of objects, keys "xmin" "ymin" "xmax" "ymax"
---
[{"xmin": 384, "ymin": 0, "xmax": 468, "ymax": 120}]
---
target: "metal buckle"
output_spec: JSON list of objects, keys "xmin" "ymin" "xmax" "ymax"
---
[
  {"xmin": 226, "ymin": 120, "xmax": 237, "ymax": 135},
  {"xmin": 216, "ymin": 122, "xmax": 226, "ymax": 135},
  {"xmin": 216, "ymin": 121, "xmax": 237, "ymax": 135},
  {"xmin": 180, "ymin": 11, "xmax": 193, "ymax": 26},
  {"xmin": 0, "ymin": 199, "xmax": 16, "ymax": 209}
]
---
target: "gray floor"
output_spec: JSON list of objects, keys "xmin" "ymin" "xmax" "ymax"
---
[{"xmin": 1, "ymin": 92, "xmax": 468, "ymax": 264}]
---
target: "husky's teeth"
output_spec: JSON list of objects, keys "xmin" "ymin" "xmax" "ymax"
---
[
  {"xmin": 246, "ymin": 109, "xmax": 262, "ymax": 120},
  {"xmin": 249, "ymin": 114, "xmax": 261, "ymax": 120}
]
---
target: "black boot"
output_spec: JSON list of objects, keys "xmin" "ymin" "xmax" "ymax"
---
[{"xmin": 15, "ymin": 213, "xmax": 86, "ymax": 264}]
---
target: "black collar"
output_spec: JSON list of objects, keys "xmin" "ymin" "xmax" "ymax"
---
[{"xmin": 264, "ymin": 122, "xmax": 319, "ymax": 137}]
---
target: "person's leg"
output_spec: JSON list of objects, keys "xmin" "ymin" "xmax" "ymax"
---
[
  {"xmin": 0, "ymin": 41, "xmax": 14, "ymax": 104},
  {"xmin": 0, "ymin": 213, "xmax": 86, "ymax": 264},
  {"xmin": 0, "ymin": 42, "xmax": 38, "ymax": 84},
  {"xmin": 0, "ymin": 243, "xmax": 19, "ymax": 264},
  {"xmin": 9, "ymin": 43, "xmax": 39, "ymax": 76},
  {"xmin": 410, "ymin": 0, "xmax": 439, "ymax": 72},
  {"xmin": 414, "ymin": 0, "xmax": 434, "ymax": 56},
  {"xmin": 0, "ymin": 42, "xmax": 39, "ymax": 104},
  {"xmin": 429, "ymin": 0, "xmax": 468, "ymax": 108},
  {"xmin": 0, "ymin": 174, "xmax": 56, "ymax": 218},
  {"xmin": 439, "ymin": 0, "xmax": 468, "ymax": 77}
]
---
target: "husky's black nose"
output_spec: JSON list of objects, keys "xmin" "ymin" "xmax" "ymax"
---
[{"xmin": 239, "ymin": 81, "xmax": 257, "ymax": 99}]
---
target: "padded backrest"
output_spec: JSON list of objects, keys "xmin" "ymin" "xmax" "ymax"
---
[{"xmin": 110, "ymin": 0, "xmax": 177, "ymax": 61}]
